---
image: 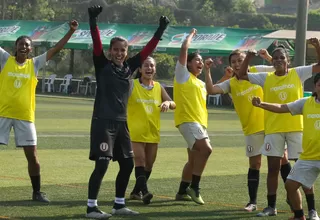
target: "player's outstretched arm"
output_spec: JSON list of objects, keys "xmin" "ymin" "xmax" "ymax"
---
[
  {"xmin": 88, "ymin": 5, "xmax": 103, "ymax": 57},
  {"xmin": 204, "ymin": 58, "xmax": 232, "ymax": 95},
  {"xmin": 179, "ymin": 28, "xmax": 196, "ymax": 66},
  {"xmin": 127, "ymin": 16, "xmax": 170, "ymax": 72},
  {"xmin": 238, "ymin": 50, "xmax": 256, "ymax": 81},
  {"xmin": 252, "ymin": 96, "xmax": 289, "ymax": 113},
  {"xmin": 46, "ymin": 20, "xmax": 78, "ymax": 61},
  {"xmin": 308, "ymin": 38, "xmax": 320, "ymax": 73}
]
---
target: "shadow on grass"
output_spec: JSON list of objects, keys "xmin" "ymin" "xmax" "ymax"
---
[{"xmin": 0, "ymin": 174, "xmax": 293, "ymax": 220}]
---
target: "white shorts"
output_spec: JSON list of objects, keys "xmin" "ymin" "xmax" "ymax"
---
[
  {"xmin": 262, "ymin": 132, "xmax": 302, "ymax": 160},
  {"xmin": 245, "ymin": 132, "xmax": 264, "ymax": 157},
  {"xmin": 178, "ymin": 122, "xmax": 209, "ymax": 149},
  {"xmin": 0, "ymin": 117, "xmax": 37, "ymax": 146},
  {"xmin": 287, "ymin": 160, "xmax": 320, "ymax": 189}
]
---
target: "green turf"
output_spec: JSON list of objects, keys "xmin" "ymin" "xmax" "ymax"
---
[{"xmin": 0, "ymin": 96, "xmax": 312, "ymax": 219}]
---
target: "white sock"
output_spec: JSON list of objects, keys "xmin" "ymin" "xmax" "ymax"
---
[
  {"xmin": 115, "ymin": 197, "xmax": 125, "ymax": 205},
  {"xmin": 87, "ymin": 199, "xmax": 98, "ymax": 208}
]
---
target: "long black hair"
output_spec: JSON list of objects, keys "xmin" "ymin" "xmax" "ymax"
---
[
  {"xmin": 14, "ymin": 35, "xmax": 32, "ymax": 56},
  {"xmin": 312, "ymin": 73, "xmax": 320, "ymax": 97}
]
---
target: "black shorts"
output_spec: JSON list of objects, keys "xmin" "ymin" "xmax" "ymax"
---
[{"xmin": 89, "ymin": 118, "xmax": 133, "ymax": 161}]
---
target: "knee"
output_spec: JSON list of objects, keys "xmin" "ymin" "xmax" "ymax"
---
[
  {"xmin": 134, "ymin": 155, "xmax": 145, "ymax": 167},
  {"xmin": 285, "ymin": 180, "xmax": 298, "ymax": 193},
  {"xmin": 95, "ymin": 159, "xmax": 110, "ymax": 176},
  {"xmin": 26, "ymin": 154, "xmax": 39, "ymax": 165},
  {"xmin": 120, "ymin": 158, "xmax": 134, "ymax": 175},
  {"xmin": 250, "ymin": 159, "xmax": 261, "ymax": 170}
]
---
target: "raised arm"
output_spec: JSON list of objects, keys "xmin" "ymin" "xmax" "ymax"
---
[
  {"xmin": 204, "ymin": 58, "xmax": 232, "ymax": 95},
  {"xmin": 251, "ymin": 96, "xmax": 290, "ymax": 113},
  {"xmin": 88, "ymin": 5, "xmax": 103, "ymax": 57},
  {"xmin": 46, "ymin": 20, "xmax": 78, "ymax": 61},
  {"xmin": 127, "ymin": 16, "xmax": 170, "ymax": 72},
  {"xmin": 159, "ymin": 86, "xmax": 176, "ymax": 112},
  {"xmin": 238, "ymin": 50, "xmax": 257, "ymax": 81},
  {"xmin": 308, "ymin": 38, "xmax": 320, "ymax": 73},
  {"xmin": 178, "ymin": 29, "xmax": 197, "ymax": 66},
  {"xmin": 258, "ymin": 49, "xmax": 272, "ymax": 64}
]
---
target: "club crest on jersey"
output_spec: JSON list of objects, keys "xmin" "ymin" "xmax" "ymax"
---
[
  {"xmin": 278, "ymin": 91, "xmax": 287, "ymax": 101},
  {"xmin": 247, "ymin": 145, "xmax": 253, "ymax": 153},
  {"xmin": 265, "ymin": 143, "xmax": 271, "ymax": 151},
  {"xmin": 100, "ymin": 142, "xmax": 109, "ymax": 152},
  {"xmin": 314, "ymin": 120, "xmax": 320, "ymax": 130}
]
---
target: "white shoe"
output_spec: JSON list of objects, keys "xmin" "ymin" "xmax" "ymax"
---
[
  {"xmin": 86, "ymin": 207, "xmax": 112, "ymax": 219},
  {"xmin": 111, "ymin": 207, "xmax": 139, "ymax": 215},
  {"xmin": 244, "ymin": 203, "xmax": 257, "ymax": 212},
  {"xmin": 256, "ymin": 206, "xmax": 277, "ymax": 217},
  {"xmin": 309, "ymin": 210, "xmax": 320, "ymax": 220}
]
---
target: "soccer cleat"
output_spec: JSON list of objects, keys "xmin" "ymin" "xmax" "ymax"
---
[
  {"xmin": 309, "ymin": 210, "xmax": 320, "ymax": 220},
  {"xmin": 129, "ymin": 192, "xmax": 142, "ymax": 200},
  {"xmin": 186, "ymin": 187, "xmax": 204, "ymax": 205},
  {"xmin": 175, "ymin": 193, "xmax": 192, "ymax": 201},
  {"xmin": 111, "ymin": 207, "xmax": 139, "ymax": 215},
  {"xmin": 142, "ymin": 192, "xmax": 153, "ymax": 205},
  {"xmin": 256, "ymin": 206, "xmax": 277, "ymax": 217},
  {"xmin": 32, "ymin": 191, "xmax": 50, "ymax": 203},
  {"xmin": 86, "ymin": 206, "xmax": 112, "ymax": 219},
  {"xmin": 244, "ymin": 203, "xmax": 257, "ymax": 212}
]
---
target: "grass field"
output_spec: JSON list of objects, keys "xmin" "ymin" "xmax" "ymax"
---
[{"xmin": 0, "ymin": 96, "xmax": 316, "ymax": 220}]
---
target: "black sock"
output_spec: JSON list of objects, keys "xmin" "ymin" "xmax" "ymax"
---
[
  {"xmin": 280, "ymin": 163, "xmax": 292, "ymax": 183},
  {"xmin": 30, "ymin": 175, "xmax": 40, "ymax": 192},
  {"xmin": 306, "ymin": 194, "xmax": 315, "ymax": 211},
  {"xmin": 267, "ymin": 194, "xmax": 277, "ymax": 209},
  {"xmin": 145, "ymin": 170, "xmax": 152, "ymax": 182},
  {"xmin": 190, "ymin": 175, "xmax": 201, "ymax": 190},
  {"xmin": 294, "ymin": 209, "xmax": 304, "ymax": 218},
  {"xmin": 88, "ymin": 159, "xmax": 109, "ymax": 199},
  {"xmin": 247, "ymin": 168, "xmax": 260, "ymax": 204},
  {"xmin": 132, "ymin": 166, "xmax": 147, "ymax": 194},
  {"xmin": 114, "ymin": 158, "xmax": 134, "ymax": 209},
  {"xmin": 178, "ymin": 181, "xmax": 190, "ymax": 195}
]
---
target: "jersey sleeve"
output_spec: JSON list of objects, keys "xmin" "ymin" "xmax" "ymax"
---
[
  {"xmin": 287, "ymin": 98, "xmax": 307, "ymax": 115},
  {"xmin": 216, "ymin": 79, "xmax": 231, "ymax": 94},
  {"xmin": 174, "ymin": 61, "xmax": 190, "ymax": 84},
  {"xmin": 294, "ymin": 65, "xmax": 313, "ymax": 83},
  {"xmin": 32, "ymin": 52, "xmax": 47, "ymax": 76},
  {"xmin": 248, "ymin": 72, "xmax": 268, "ymax": 87}
]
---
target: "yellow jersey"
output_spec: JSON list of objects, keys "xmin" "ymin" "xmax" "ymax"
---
[
  {"xmin": 174, "ymin": 73, "xmax": 207, "ymax": 128},
  {"xmin": 264, "ymin": 68, "xmax": 303, "ymax": 134},
  {"xmin": 230, "ymin": 66, "xmax": 264, "ymax": 135},
  {"xmin": 300, "ymin": 97, "xmax": 320, "ymax": 160},
  {"xmin": 0, "ymin": 56, "xmax": 37, "ymax": 122},
  {"xmin": 127, "ymin": 79, "xmax": 162, "ymax": 143}
]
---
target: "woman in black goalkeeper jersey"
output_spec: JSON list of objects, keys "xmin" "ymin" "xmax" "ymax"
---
[{"xmin": 85, "ymin": 5, "xmax": 170, "ymax": 219}]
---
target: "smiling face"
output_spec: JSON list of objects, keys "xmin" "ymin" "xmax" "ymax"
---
[
  {"xmin": 229, "ymin": 52, "xmax": 246, "ymax": 77},
  {"xmin": 15, "ymin": 37, "xmax": 32, "ymax": 61},
  {"xmin": 271, "ymin": 48, "xmax": 289, "ymax": 72},
  {"xmin": 187, "ymin": 53, "xmax": 203, "ymax": 76},
  {"xmin": 109, "ymin": 37, "xmax": 128, "ymax": 66},
  {"xmin": 140, "ymin": 57, "xmax": 156, "ymax": 80}
]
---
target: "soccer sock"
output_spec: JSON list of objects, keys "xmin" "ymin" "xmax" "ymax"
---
[
  {"xmin": 280, "ymin": 162, "xmax": 292, "ymax": 183},
  {"xmin": 145, "ymin": 170, "xmax": 152, "ymax": 182},
  {"xmin": 190, "ymin": 174, "xmax": 201, "ymax": 190},
  {"xmin": 247, "ymin": 168, "xmax": 260, "ymax": 204},
  {"xmin": 306, "ymin": 194, "xmax": 315, "ymax": 211},
  {"xmin": 114, "ymin": 158, "xmax": 134, "ymax": 209},
  {"xmin": 132, "ymin": 166, "xmax": 147, "ymax": 194},
  {"xmin": 30, "ymin": 175, "xmax": 40, "ymax": 192},
  {"xmin": 267, "ymin": 194, "xmax": 277, "ymax": 209},
  {"xmin": 294, "ymin": 209, "xmax": 304, "ymax": 218},
  {"xmin": 88, "ymin": 159, "xmax": 109, "ymax": 200},
  {"xmin": 87, "ymin": 199, "xmax": 98, "ymax": 208},
  {"xmin": 178, "ymin": 181, "xmax": 190, "ymax": 195}
]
